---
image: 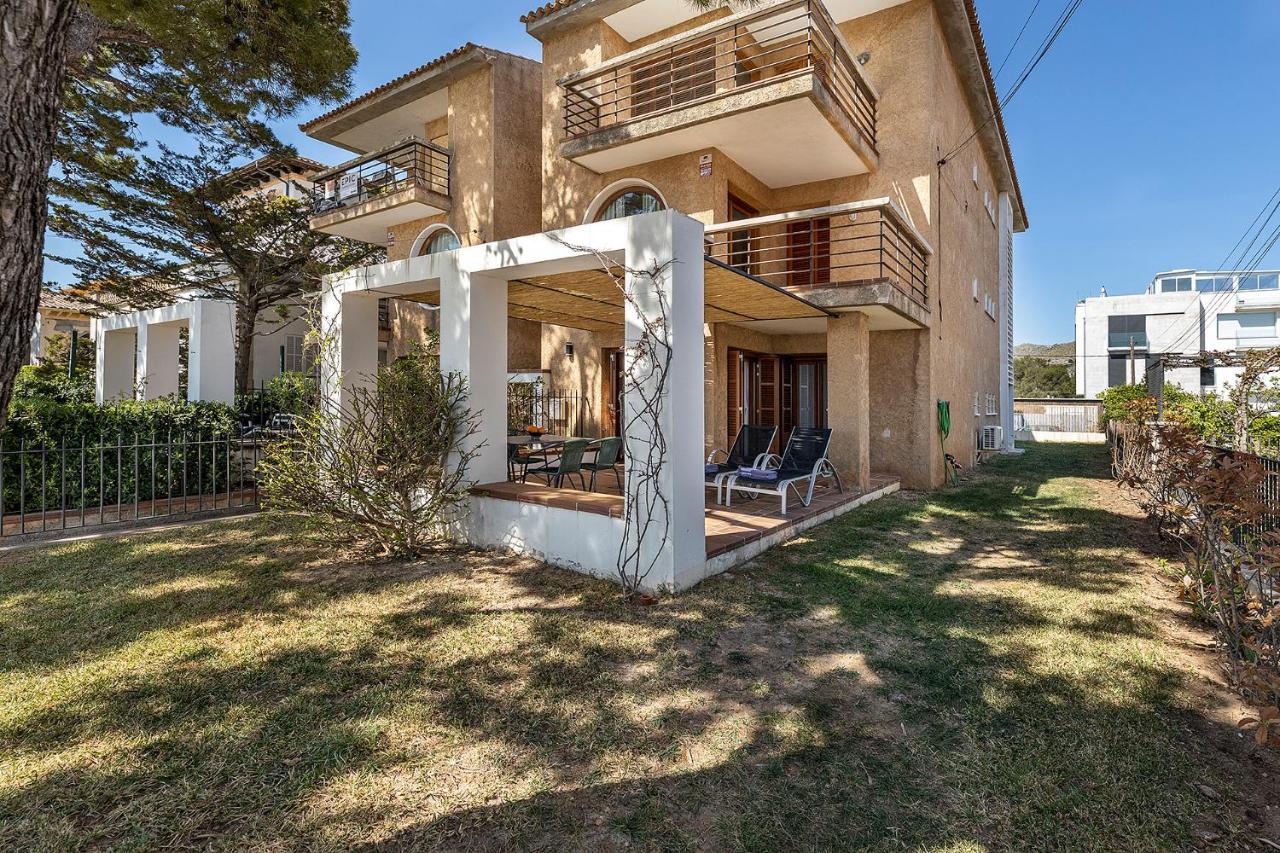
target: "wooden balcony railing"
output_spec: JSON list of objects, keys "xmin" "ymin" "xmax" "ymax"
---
[
  {"xmin": 561, "ymin": 0, "xmax": 876, "ymax": 153},
  {"xmin": 311, "ymin": 137, "xmax": 450, "ymax": 216},
  {"xmin": 704, "ymin": 200, "xmax": 930, "ymax": 307}
]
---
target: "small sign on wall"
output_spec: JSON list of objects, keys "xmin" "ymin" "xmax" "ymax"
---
[
  {"xmin": 386, "ymin": 229, "xmax": 396, "ymax": 248},
  {"xmin": 337, "ymin": 172, "xmax": 359, "ymax": 200},
  {"xmin": 699, "ymin": 153, "xmax": 713, "ymax": 177}
]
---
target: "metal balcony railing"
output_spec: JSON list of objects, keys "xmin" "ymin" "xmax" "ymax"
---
[
  {"xmin": 311, "ymin": 137, "xmax": 451, "ymax": 216},
  {"xmin": 560, "ymin": 0, "xmax": 876, "ymax": 153},
  {"xmin": 704, "ymin": 200, "xmax": 930, "ymax": 307}
]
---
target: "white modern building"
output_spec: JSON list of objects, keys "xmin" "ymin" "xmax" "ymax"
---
[{"xmin": 1075, "ymin": 268, "xmax": 1280, "ymax": 398}]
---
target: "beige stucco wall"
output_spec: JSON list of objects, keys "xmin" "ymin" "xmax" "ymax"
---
[
  {"xmin": 529, "ymin": 0, "xmax": 1013, "ymax": 487},
  {"xmin": 374, "ymin": 54, "xmax": 544, "ymax": 374}
]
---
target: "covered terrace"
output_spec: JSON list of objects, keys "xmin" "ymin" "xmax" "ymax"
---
[{"xmin": 319, "ymin": 210, "xmax": 898, "ymax": 591}]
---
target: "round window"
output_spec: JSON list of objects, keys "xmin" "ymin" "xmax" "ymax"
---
[
  {"xmin": 418, "ymin": 229, "xmax": 461, "ymax": 255},
  {"xmin": 592, "ymin": 188, "xmax": 665, "ymax": 222}
]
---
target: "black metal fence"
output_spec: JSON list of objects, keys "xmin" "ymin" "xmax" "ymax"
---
[
  {"xmin": 507, "ymin": 387, "xmax": 593, "ymax": 438},
  {"xmin": 0, "ymin": 432, "xmax": 269, "ymax": 540},
  {"xmin": 1210, "ymin": 445, "xmax": 1280, "ymax": 539}
]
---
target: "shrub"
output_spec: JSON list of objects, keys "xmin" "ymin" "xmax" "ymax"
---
[
  {"xmin": 1114, "ymin": 418, "xmax": 1280, "ymax": 746},
  {"xmin": 1098, "ymin": 384, "xmax": 1154, "ymax": 424},
  {"xmin": 11, "ymin": 364, "xmax": 94, "ymax": 405},
  {"xmin": 257, "ymin": 346, "xmax": 480, "ymax": 557},
  {"xmin": 3, "ymin": 397, "xmax": 237, "ymax": 446}
]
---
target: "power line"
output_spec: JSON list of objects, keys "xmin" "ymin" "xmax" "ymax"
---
[
  {"xmin": 993, "ymin": 0, "xmax": 1044, "ymax": 80},
  {"xmin": 938, "ymin": 0, "xmax": 1086, "ymax": 166},
  {"xmin": 1159, "ymin": 185, "xmax": 1280, "ymax": 355}
]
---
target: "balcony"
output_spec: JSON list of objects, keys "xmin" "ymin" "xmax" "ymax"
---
[
  {"xmin": 310, "ymin": 137, "xmax": 451, "ymax": 243},
  {"xmin": 559, "ymin": 0, "xmax": 878, "ymax": 188},
  {"xmin": 705, "ymin": 199, "xmax": 930, "ymax": 328}
]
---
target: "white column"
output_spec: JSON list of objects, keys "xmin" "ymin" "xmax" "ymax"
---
[
  {"xmin": 187, "ymin": 301, "xmax": 236, "ymax": 404},
  {"xmin": 97, "ymin": 327, "xmax": 137, "ymax": 403},
  {"xmin": 319, "ymin": 286, "xmax": 380, "ymax": 415},
  {"xmin": 997, "ymin": 191, "xmax": 1016, "ymax": 450},
  {"xmin": 623, "ymin": 211, "xmax": 706, "ymax": 591},
  {"xmin": 440, "ymin": 264, "xmax": 508, "ymax": 485},
  {"xmin": 136, "ymin": 322, "xmax": 182, "ymax": 400},
  {"xmin": 29, "ymin": 311, "xmax": 43, "ymax": 364}
]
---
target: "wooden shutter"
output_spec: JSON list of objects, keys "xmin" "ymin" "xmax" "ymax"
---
[
  {"xmin": 632, "ymin": 38, "xmax": 715, "ymax": 117},
  {"xmin": 758, "ymin": 355, "xmax": 780, "ymax": 452},
  {"xmin": 787, "ymin": 218, "xmax": 832, "ymax": 287},
  {"xmin": 779, "ymin": 356, "xmax": 794, "ymax": 440},
  {"xmin": 726, "ymin": 348, "xmax": 743, "ymax": 447}
]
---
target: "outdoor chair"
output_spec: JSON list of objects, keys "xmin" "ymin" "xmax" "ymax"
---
[
  {"xmin": 581, "ymin": 436, "xmax": 623, "ymax": 491},
  {"xmin": 524, "ymin": 438, "xmax": 591, "ymax": 489},
  {"xmin": 507, "ymin": 442, "xmax": 529, "ymax": 482},
  {"xmin": 724, "ymin": 427, "xmax": 842, "ymax": 514},
  {"xmin": 706, "ymin": 424, "xmax": 777, "ymax": 504}
]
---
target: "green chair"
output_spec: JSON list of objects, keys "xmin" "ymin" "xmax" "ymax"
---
[
  {"xmin": 524, "ymin": 438, "xmax": 591, "ymax": 489},
  {"xmin": 581, "ymin": 436, "xmax": 623, "ymax": 491}
]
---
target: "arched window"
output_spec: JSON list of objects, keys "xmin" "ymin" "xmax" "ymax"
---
[
  {"xmin": 414, "ymin": 227, "xmax": 461, "ymax": 256},
  {"xmin": 591, "ymin": 186, "xmax": 665, "ymax": 222}
]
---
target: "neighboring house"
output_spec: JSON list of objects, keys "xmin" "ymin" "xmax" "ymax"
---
[
  {"xmin": 30, "ymin": 291, "xmax": 92, "ymax": 365},
  {"xmin": 91, "ymin": 154, "xmax": 377, "ymax": 403},
  {"xmin": 1074, "ymin": 269, "xmax": 1280, "ymax": 398},
  {"xmin": 309, "ymin": 0, "xmax": 1027, "ymax": 590},
  {"xmin": 300, "ymin": 43, "xmax": 545, "ymax": 372}
]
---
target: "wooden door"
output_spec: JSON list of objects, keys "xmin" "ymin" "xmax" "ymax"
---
[
  {"xmin": 603, "ymin": 348, "xmax": 624, "ymax": 436},
  {"xmin": 726, "ymin": 348, "xmax": 780, "ymax": 451}
]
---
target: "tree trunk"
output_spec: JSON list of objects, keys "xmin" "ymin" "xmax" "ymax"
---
[
  {"xmin": 235, "ymin": 305, "xmax": 257, "ymax": 395},
  {"xmin": 0, "ymin": 0, "xmax": 80, "ymax": 429}
]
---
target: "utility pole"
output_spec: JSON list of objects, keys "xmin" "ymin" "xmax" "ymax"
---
[
  {"xmin": 1128, "ymin": 335, "xmax": 1136, "ymax": 385},
  {"xmin": 67, "ymin": 330, "xmax": 78, "ymax": 379}
]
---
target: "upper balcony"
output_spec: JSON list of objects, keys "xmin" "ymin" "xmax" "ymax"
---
[
  {"xmin": 309, "ymin": 137, "xmax": 451, "ymax": 244},
  {"xmin": 704, "ymin": 198, "xmax": 930, "ymax": 328},
  {"xmin": 558, "ymin": 0, "xmax": 878, "ymax": 188}
]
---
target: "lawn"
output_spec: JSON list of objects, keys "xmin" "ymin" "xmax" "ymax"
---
[{"xmin": 1, "ymin": 443, "xmax": 1275, "ymax": 850}]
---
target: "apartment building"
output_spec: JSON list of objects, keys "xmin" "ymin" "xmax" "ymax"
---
[
  {"xmin": 300, "ymin": 44, "xmax": 544, "ymax": 370},
  {"xmin": 525, "ymin": 0, "xmax": 1025, "ymax": 485},
  {"xmin": 1074, "ymin": 269, "xmax": 1280, "ymax": 398},
  {"xmin": 312, "ymin": 0, "xmax": 1026, "ymax": 590}
]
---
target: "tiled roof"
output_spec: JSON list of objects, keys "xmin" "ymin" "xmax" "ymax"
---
[
  {"xmin": 40, "ymin": 289, "xmax": 97, "ymax": 316},
  {"xmin": 961, "ymin": 0, "xmax": 1026, "ymax": 228},
  {"xmin": 300, "ymin": 43, "xmax": 481, "ymax": 132},
  {"xmin": 221, "ymin": 153, "xmax": 328, "ymax": 188},
  {"xmin": 520, "ymin": 0, "xmax": 576, "ymax": 24}
]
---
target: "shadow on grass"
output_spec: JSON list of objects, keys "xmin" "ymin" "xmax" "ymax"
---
[{"xmin": 0, "ymin": 443, "xmax": 1262, "ymax": 849}]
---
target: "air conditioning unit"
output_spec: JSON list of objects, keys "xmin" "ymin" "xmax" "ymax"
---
[{"xmin": 980, "ymin": 425, "xmax": 1003, "ymax": 451}]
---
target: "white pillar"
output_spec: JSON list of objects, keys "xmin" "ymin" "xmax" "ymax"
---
[
  {"xmin": 623, "ymin": 211, "xmax": 706, "ymax": 591},
  {"xmin": 319, "ymin": 285, "xmax": 379, "ymax": 414},
  {"xmin": 187, "ymin": 301, "xmax": 236, "ymax": 404},
  {"xmin": 97, "ymin": 327, "xmax": 137, "ymax": 403},
  {"xmin": 136, "ymin": 322, "xmax": 182, "ymax": 400},
  {"xmin": 440, "ymin": 265, "xmax": 508, "ymax": 485},
  {"xmin": 29, "ymin": 311, "xmax": 43, "ymax": 365},
  {"xmin": 997, "ymin": 191, "xmax": 1016, "ymax": 450}
]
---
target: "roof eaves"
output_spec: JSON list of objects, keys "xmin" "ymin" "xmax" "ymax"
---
[
  {"xmin": 959, "ymin": 0, "xmax": 1028, "ymax": 231},
  {"xmin": 299, "ymin": 42, "xmax": 486, "ymax": 134}
]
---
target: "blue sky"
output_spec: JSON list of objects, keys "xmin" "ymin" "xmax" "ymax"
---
[{"xmin": 45, "ymin": 0, "xmax": 1280, "ymax": 345}]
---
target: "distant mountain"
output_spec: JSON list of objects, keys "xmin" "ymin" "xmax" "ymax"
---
[{"xmin": 1014, "ymin": 342, "xmax": 1074, "ymax": 360}]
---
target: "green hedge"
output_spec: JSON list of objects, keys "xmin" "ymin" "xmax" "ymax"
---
[
  {"xmin": 1, "ymin": 398, "xmax": 245, "ymax": 517},
  {"xmin": 3, "ymin": 398, "xmax": 237, "ymax": 447}
]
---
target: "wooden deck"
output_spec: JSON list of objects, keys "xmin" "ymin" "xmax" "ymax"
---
[{"xmin": 469, "ymin": 473, "xmax": 901, "ymax": 561}]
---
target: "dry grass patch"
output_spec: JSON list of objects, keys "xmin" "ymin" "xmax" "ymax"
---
[{"xmin": 1, "ymin": 444, "xmax": 1276, "ymax": 850}]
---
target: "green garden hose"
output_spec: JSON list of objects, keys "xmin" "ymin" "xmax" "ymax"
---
[{"xmin": 937, "ymin": 400, "xmax": 958, "ymax": 485}]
